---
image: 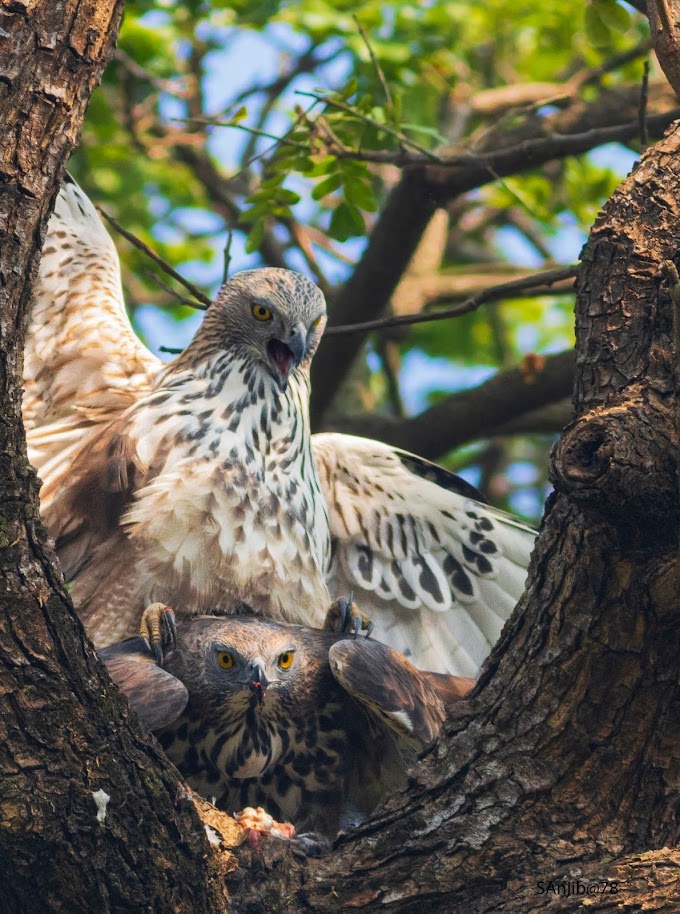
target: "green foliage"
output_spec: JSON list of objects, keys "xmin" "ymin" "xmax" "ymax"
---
[{"xmin": 585, "ymin": 0, "xmax": 632, "ymax": 48}]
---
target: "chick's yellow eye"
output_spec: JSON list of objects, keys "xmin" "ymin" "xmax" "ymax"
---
[
  {"xmin": 217, "ymin": 651, "xmax": 235, "ymax": 670},
  {"xmin": 252, "ymin": 303, "xmax": 272, "ymax": 322},
  {"xmin": 278, "ymin": 651, "xmax": 294, "ymax": 670}
]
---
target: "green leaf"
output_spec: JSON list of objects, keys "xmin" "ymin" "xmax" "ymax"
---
[
  {"xmin": 229, "ymin": 105, "xmax": 248, "ymax": 124},
  {"xmin": 277, "ymin": 188, "xmax": 301, "ymax": 205},
  {"xmin": 329, "ymin": 201, "xmax": 364, "ymax": 241},
  {"xmin": 344, "ymin": 176, "xmax": 377, "ymax": 212},
  {"xmin": 584, "ymin": 3, "xmax": 612, "ymax": 48},
  {"xmin": 245, "ymin": 220, "xmax": 265, "ymax": 254},
  {"xmin": 305, "ymin": 157, "xmax": 339, "ymax": 178},
  {"xmin": 593, "ymin": 0, "xmax": 630, "ymax": 33},
  {"xmin": 311, "ymin": 173, "xmax": 343, "ymax": 200},
  {"xmin": 339, "ymin": 78, "xmax": 358, "ymax": 101}
]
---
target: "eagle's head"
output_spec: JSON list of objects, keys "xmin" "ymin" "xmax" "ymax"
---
[
  {"xmin": 189, "ymin": 268, "xmax": 327, "ymax": 391},
  {"xmin": 166, "ymin": 616, "xmax": 335, "ymax": 722}
]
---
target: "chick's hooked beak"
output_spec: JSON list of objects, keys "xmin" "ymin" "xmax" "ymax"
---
[
  {"xmin": 267, "ymin": 324, "xmax": 307, "ymax": 391},
  {"xmin": 248, "ymin": 661, "xmax": 269, "ymax": 706}
]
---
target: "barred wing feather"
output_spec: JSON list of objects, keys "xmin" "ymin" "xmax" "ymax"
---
[
  {"xmin": 24, "ymin": 176, "xmax": 160, "ymax": 444},
  {"xmin": 314, "ymin": 433, "xmax": 536, "ymax": 677},
  {"xmin": 24, "ymin": 177, "xmax": 161, "ymax": 536}
]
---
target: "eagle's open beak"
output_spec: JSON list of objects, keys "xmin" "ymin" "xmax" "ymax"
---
[{"xmin": 267, "ymin": 326, "xmax": 307, "ymax": 391}]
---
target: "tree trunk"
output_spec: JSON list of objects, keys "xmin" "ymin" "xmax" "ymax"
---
[
  {"xmin": 0, "ymin": 4, "xmax": 227, "ymax": 912},
  {"xmin": 222, "ymin": 125, "xmax": 680, "ymax": 914}
]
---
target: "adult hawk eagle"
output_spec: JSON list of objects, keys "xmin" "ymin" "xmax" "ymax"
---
[
  {"xmin": 100, "ymin": 611, "xmax": 456, "ymax": 838},
  {"xmin": 24, "ymin": 178, "xmax": 536, "ymax": 676}
]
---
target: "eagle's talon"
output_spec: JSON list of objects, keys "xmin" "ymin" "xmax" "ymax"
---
[
  {"xmin": 140, "ymin": 602, "xmax": 177, "ymax": 665},
  {"xmin": 165, "ymin": 608, "xmax": 178, "ymax": 651},
  {"xmin": 338, "ymin": 597, "xmax": 350, "ymax": 632},
  {"xmin": 323, "ymin": 595, "xmax": 373, "ymax": 638}
]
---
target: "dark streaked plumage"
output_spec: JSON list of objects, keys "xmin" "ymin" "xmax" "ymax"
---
[{"xmin": 101, "ymin": 615, "xmax": 449, "ymax": 837}]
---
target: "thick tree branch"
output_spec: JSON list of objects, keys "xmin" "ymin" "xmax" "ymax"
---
[
  {"xmin": 492, "ymin": 398, "xmax": 573, "ymax": 437},
  {"xmin": 324, "ymin": 350, "xmax": 575, "ymax": 459},
  {"xmin": 310, "ymin": 82, "xmax": 679, "ymax": 423}
]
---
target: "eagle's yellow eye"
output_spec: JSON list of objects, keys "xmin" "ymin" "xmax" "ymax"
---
[
  {"xmin": 252, "ymin": 303, "xmax": 272, "ymax": 322},
  {"xmin": 278, "ymin": 650, "xmax": 294, "ymax": 670},
  {"xmin": 217, "ymin": 651, "xmax": 235, "ymax": 670}
]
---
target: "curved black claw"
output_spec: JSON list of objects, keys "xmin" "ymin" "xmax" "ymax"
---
[
  {"xmin": 337, "ymin": 597, "xmax": 350, "ymax": 632},
  {"xmin": 140, "ymin": 603, "xmax": 177, "ymax": 665},
  {"xmin": 322, "ymin": 593, "xmax": 372, "ymax": 639},
  {"xmin": 163, "ymin": 609, "xmax": 178, "ymax": 655}
]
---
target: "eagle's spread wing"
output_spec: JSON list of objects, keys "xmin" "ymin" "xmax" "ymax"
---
[
  {"xmin": 329, "ymin": 638, "xmax": 445, "ymax": 750},
  {"xmin": 24, "ymin": 177, "xmax": 160, "ymax": 521},
  {"xmin": 315, "ymin": 433, "xmax": 536, "ymax": 677},
  {"xmin": 24, "ymin": 179, "xmax": 163, "ymax": 587},
  {"xmin": 24, "ymin": 176, "xmax": 160, "ymax": 431},
  {"xmin": 99, "ymin": 637, "xmax": 189, "ymax": 730}
]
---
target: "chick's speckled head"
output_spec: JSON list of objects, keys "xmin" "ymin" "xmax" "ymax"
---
[
  {"xmin": 189, "ymin": 268, "xmax": 327, "ymax": 390},
  {"xmin": 164, "ymin": 616, "xmax": 334, "ymax": 717}
]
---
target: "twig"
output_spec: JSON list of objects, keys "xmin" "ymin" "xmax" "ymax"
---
[
  {"xmin": 324, "ymin": 266, "xmax": 577, "ymax": 336},
  {"xmin": 282, "ymin": 218, "xmax": 333, "ymax": 298},
  {"xmin": 237, "ymin": 46, "xmax": 343, "ymax": 163},
  {"xmin": 224, "ymin": 99, "xmax": 321, "ymax": 187},
  {"xmin": 142, "ymin": 269, "xmax": 206, "ymax": 310},
  {"xmin": 353, "ymin": 16, "xmax": 394, "ymax": 120},
  {"xmin": 506, "ymin": 208, "xmax": 553, "ymax": 260},
  {"xmin": 97, "ymin": 206, "xmax": 212, "ymax": 307},
  {"xmin": 174, "ymin": 116, "xmax": 312, "ymax": 153},
  {"xmin": 567, "ymin": 38, "xmax": 653, "ymax": 90},
  {"xmin": 296, "ymin": 90, "xmax": 440, "ymax": 161},
  {"xmin": 639, "ymin": 59, "xmax": 650, "ymax": 147},
  {"xmin": 222, "ymin": 231, "xmax": 233, "ymax": 285},
  {"xmin": 172, "ymin": 146, "xmax": 289, "ymax": 269},
  {"xmin": 477, "ymin": 439, "xmax": 507, "ymax": 503},
  {"xmin": 231, "ymin": 46, "xmax": 340, "ymax": 107},
  {"xmin": 376, "ymin": 336, "xmax": 405, "ymax": 419},
  {"xmin": 160, "ymin": 345, "xmax": 183, "ymax": 355},
  {"xmin": 113, "ymin": 48, "xmax": 189, "ymax": 97}
]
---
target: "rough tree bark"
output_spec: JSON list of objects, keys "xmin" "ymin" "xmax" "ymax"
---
[
  {"xmin": 0, "ymin": 5, "xmax": 227, "ymax": 912},
  {"xmin": 223, "ymin": 124, "xmax": 680, "ymax": 914}
]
